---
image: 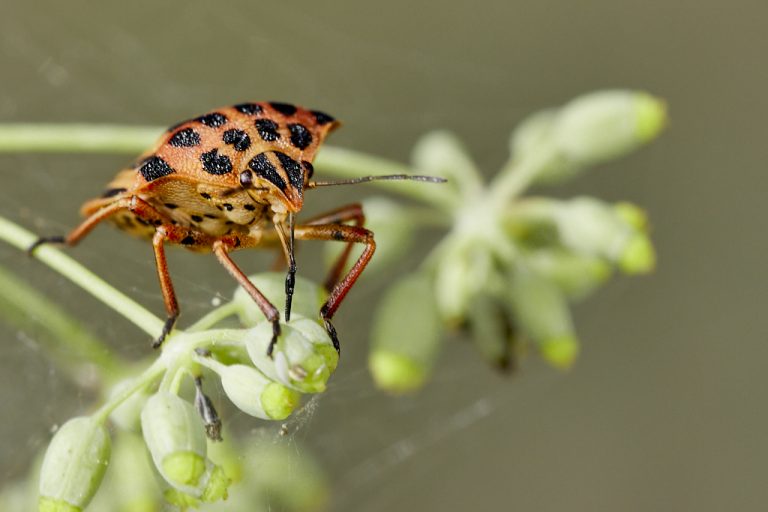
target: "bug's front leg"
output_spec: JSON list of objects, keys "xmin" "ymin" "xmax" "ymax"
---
[
  {"xmin": 293, "ymin": 222, "xmax": 375, "ymax": 354},
  {"xmin": 211, "ymin": 239, "xmax": 282, "ymax": 357},
  {"xmin": 151, "ymin": 228, "xmax": 179, "ymax": 348}
]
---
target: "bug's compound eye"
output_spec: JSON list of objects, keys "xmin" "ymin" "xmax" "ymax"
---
[{"xmin": 239, "ymin": 169, "xmax": 254, "ymax": 188}]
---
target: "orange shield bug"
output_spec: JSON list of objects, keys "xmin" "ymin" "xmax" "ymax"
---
[{"xmin": 30, "ymin": 101, "xmax": 444, "ymax": 356}]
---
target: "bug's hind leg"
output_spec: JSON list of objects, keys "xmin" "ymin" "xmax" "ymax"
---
[
  {"xmin": 27, "ymin": 196, "xmax": 135, "ymax": 254},
  {"xmin": 293, "ymin": 222, "xmax": 375, "ymax": 354},
  {"xmin": 212, "ymin": 239, "xmax": 282, "ymax": 358}
]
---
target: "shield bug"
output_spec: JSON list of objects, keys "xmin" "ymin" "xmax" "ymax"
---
[{"xmin": 30, "ymin": 101, "xmax": 444, "ymax": 356}]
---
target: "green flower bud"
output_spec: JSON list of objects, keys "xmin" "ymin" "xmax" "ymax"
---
[
  {"xmin": 87, "ymin": 432, "xmax": 156, "ymax": 512},
  {"xmin": 508, "ymin": 264, "xmax": 579, "ymax": 369},
  {"xmin": 245, "ymin": 315, "xmax": 336, "ymax": 393},
  {"xmin": 234, "ymin": 272, "xmax": 326, "ymax": 327},
  {"xmin": 161, "ymin": 459, "xmax": 229, "ymax": 508},
  {"xmin": 524, "ymin": 249, "xmax": 612, "ymax": 299},
  {"xmin": 434, "ymin": 239, "xmax": 495, "ymax": 322},
  {"xmin": 553, "ymin": 197, "xmax": 634, "ymax": 261},
  {"xmin": 218, "ymin": 363, "xmax": 301, "ymax": 420},
  {"xmin": 38, "ymin": 416, "xmax": 111, "ymax": 512},
  {"xmin": 553, "ymin": 90, "xmax": 666, "ymax": 167},
  {"xmin": 539, "ymin": 335, "xmax": 580, "ymax": 370},
  {"xmin": 369, "ymin": 273, "xmax": 443, "ymax": 393},
  {"xmin": 140, "ymin": 392, "xmax": 207, "ymax": 496},
  {"xmin": 614, "ymin": 202, "xmax": 655, "ymax": 274},
  {"xmin": 512, "ymin": 91, "xmax": 666, "ymax": 184}
]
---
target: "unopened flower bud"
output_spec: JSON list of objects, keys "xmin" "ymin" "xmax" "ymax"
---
[
  {"xmin": 369, "ymin": 273, "xmax": 443, "ymax": 393},
  {"xmin": 140, "ymin": 392, "xmax": 207, "ymax": 496},
  {"xmin": 553, "ymin": 90, "xmax": 666, "ymax": 167},
  {"xmin": 219, "ymin": 363, "xmax": 301, "ymax": 420},
  {"xmin": 246, "ymin": 316, "xmax": 336, "ymax": 393},
  {"xmin": 38, "ymin": 416, "xmax": 111, "ymax": 512},
  {"xmin": 508, "ymin": 265, "xmax": 579, "ymax": 369}
]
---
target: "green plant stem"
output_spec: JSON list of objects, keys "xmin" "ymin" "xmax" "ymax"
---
[
  {"xmin": 187, "ymin": 302, "xmax": 239, "ymax": 332},
  {"xmin": 0, "ymin": 216, "xmax": 164, "ymax": 337},
  {"xmin": 0, "ymin": 124, "xmax": 163, "ymax": 153},
  {"xmin": 489, "ymin": 147, "xmax": 559, "ymax": 207}
]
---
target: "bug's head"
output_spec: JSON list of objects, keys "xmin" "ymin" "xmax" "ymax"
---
[{"xmin": 239, "ymin": 151, "xmax": 307, "ymax": 213}]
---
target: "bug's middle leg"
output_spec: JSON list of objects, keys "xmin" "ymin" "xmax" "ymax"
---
[{"xmin": 211, "ymin": 239, "xmax": 282, "ymax": 357}]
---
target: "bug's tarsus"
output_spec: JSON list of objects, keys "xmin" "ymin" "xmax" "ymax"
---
[
  {"xmin": 266, "ymin": 320, "xmax": 281, "ymax": 359},
  {"xmin": 322, "ymin": 315, "xmax": 341, "ymax": 354},
  {"xmin": 27, "ymin": 235, "xmax": 67, "ymax": 255},
  {"xmin": 152, "ymin": 313, "xmax": 178, "ymax": 349},
  {"xmin": 194, "ymin": 376, "xmax": 223, "ymax": 442},
  {"xmin": 308, "ymin": 174, "xmax": 447, "ymax": 188}
]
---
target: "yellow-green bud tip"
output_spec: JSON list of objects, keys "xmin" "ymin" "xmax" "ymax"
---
[
  {"xmin": 540, "ymin": 335, "xmax": 580, "ymax": 370},
  {"xmin": 635, "ymin": 93, "xmax": 667, "ymax": 143},
  {"xmin": 614, "ymin": 202, "xmax": 648, "ymax": 231},
  {"xmin": 39, "ymin": 497, "xmax": 81, "ymax": 512},
  {"xmin": 261, "ymin": 382, "xmax": 301, "ymax": 420},
  {"xmin": 620, "ymin": 235, "xmax": 656, "ymax": 274},
  {"xmin": 161, "ymin": 451, "xmax": 206, "ymax": 487},
  {"xmin": 369, "ymin": 351, "xmax": 427, "ymax": 394},
  {"xmin": 201, "ymin": 465, "xmax": 230, "ymax": 502}
]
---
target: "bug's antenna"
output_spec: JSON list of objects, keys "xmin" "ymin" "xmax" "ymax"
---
[
  {"xmin": 308, "ymin": 174, "xmax": 447, "ymax": 188},
  {"xmin": 284, "ymin": 212, "xmax": 297, "ymax": 322}
]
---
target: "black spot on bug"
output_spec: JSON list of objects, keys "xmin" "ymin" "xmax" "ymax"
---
[
  {"xmin": 234, "ymin": 103, "xmax": 263, "ymax": 115},
  {"xmin": 191, "ymin": 215, "xmax": 203, "ymax": 223},
  {"xmin": 288, "ymin": 123, "xmax": 312, "ymax": 150},
  {"xmin": 235, "ymin": 238, "xmax": 242, "ymax": 247},
  {"xmin": 196, "ymin": 112, "xmax": 227, "ymax": 128},
  {"xmin": 244, "ymin": 204, "xmax": 256, "ymax": 211},
  {"xmin": 275, "ymin": 151, "xmax": 303, "ymax": 191},
  {"xmin": 216, "ymin": 205, "xmax": 223, "ymax": 211},
  {"xmin": 222, "ymin": 129, "xmax": 251, "ymax": 152},
  {"xmin": 222, "ymin": 203, "xmax": 234, "ymax": 211},
  {"xmin": 248, "ymin": 153, "xmax": 287, "ymax": 192},
  {"xmin": 139, "ymin": 156, "xmax": 175, "ymax": 182},
  {"xmin": 181, "ymin": 236, "xmax": 195, "ymax": 245},
  {"xmin": 201, "ymin": 149, "xmax": 233, "ymax": 175},
  {"xmin": 169, "ymin": 127, "xmax": 201, "ymax": 147},
  {"xmin": 255, "ymin": 119, "xmax": 280, "ymax": 142},
  {"xmin": 136, "ymin": 217, "xmax": 150, "ymax": 226},
  {"xmin": 204, "ymin": 214, "xmax": 218, "ymax": 219},
  {"xmin": 269, "ymin": 102, "xmax": 297, "ymax": 116},
  {"xmin": 171, "ymin": 220, "xmax": 178, "ymax": 225},
  {"xmin": 301, "ymin": 160, "xmax": 314, "ymax": 179},
  {"xmin": 311, "ymin": 110, "xmax": 335, "ymax": 125},
  {"xmin": 225, "ymin": 220, "xmax": 234, "ymax": 225},
  {"xmin": 153, "ymin": 219, "xmax": 163, "ymax": 226},
  {"xmin": 102, "ymin": 187, "xmax": 126, "ymax": 198},
  {"xmin": 164, "ymin": 203, "xmax": 178, "ymax": 209},
  {"xmin": 332, "ymin": 230, "xmax": 344, "ymax": 241},
  {"xmin": 199, "ymin": 192, "xmax": 211, "ymax": 200}
]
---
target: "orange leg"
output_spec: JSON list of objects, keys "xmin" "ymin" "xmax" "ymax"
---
[
  {"xmin": 302, "ymin": 203, "xmax": 365, "ymax": 291},
  {"xmin": 212, "ymin": 239, "xmax": 282, "ymax": 357},
  {"xmin": 294, "ymin": 222, "xmax": 375, "ymax": 353},
  {"xmin": 151, "ymin": 228, "xmax": 179, "ymax": 348},
  {"xmin": 29, "ymin": 195, "xmax": 186, "ymax": 348}
]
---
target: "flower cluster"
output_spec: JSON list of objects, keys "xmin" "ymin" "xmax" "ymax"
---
[
  {"xmin": 36, "ymin": 273, "xmax": 335, "ymax": 511},
  {"xmin": 329, "ymin": 90, "xmax": 666, "ymax": 392}
]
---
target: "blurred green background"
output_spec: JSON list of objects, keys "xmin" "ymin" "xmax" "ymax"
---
[{"xmin": 1, "ymin": 1, "xmax": 766, "ymax": 510}]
